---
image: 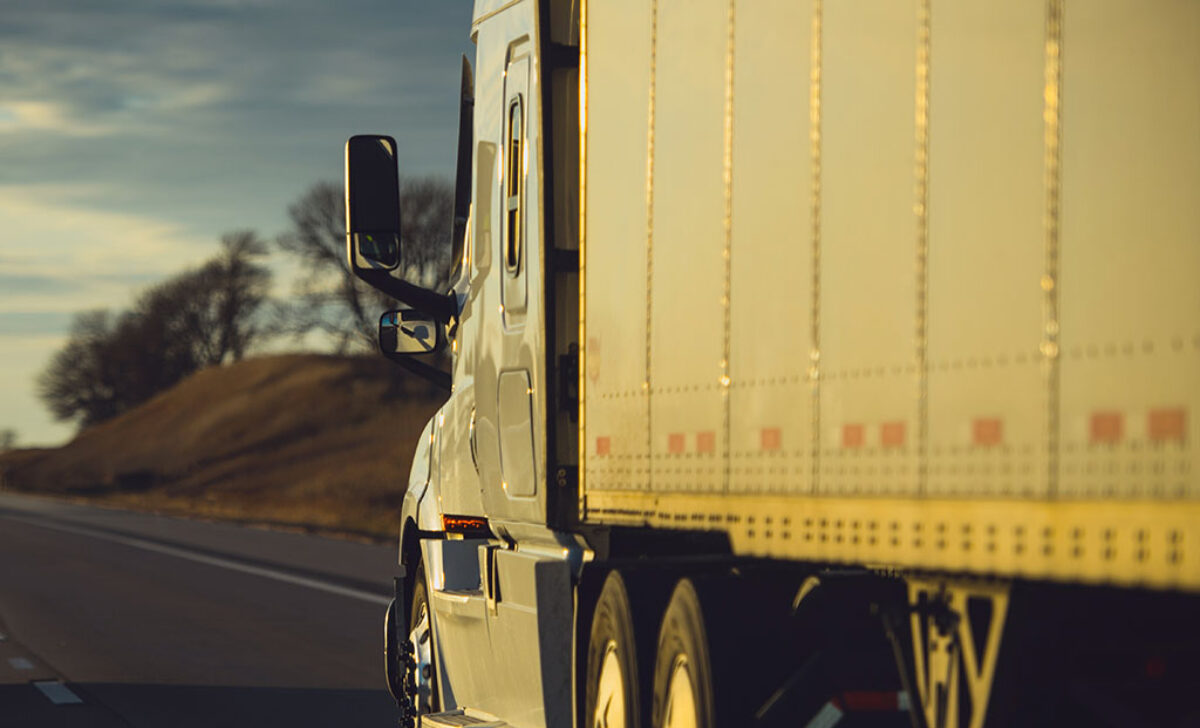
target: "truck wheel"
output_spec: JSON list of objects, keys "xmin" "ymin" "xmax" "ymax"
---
[
  {"xmin": 586, "ymin": 572, "xmax": 642, "ymax": 728},
  {"xmin": 410, "ymin": 563, "xmax": 439, "ymax": 713},
  {"xmin": 652, "ymin": 579, "xmax": 715, "ymax": 728}
]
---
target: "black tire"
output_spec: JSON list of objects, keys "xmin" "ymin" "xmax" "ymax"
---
[
  {"xmin": 586, "ymin": 571, "xmax": 643, "ymax": 728},
  {"xmin": 410, "ymin": 563, "xmax": 440, "ymax": 713},
  {"xmin": 652, "ymin": 579, "xmax": 717, "ymax": 728}
]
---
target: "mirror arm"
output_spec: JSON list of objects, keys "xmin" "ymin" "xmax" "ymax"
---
[
  {"xmin": 387, "ymin": 354, "xmax": 452, "ymax": 392},
  {"xmin": 357, "ymin": 270, "xmax": 458, "ymax": 323}
]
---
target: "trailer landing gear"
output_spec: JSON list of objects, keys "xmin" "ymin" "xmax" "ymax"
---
[{"xmin": 898, "ymin": 579, "xmax": 1010, "ymax": 728}]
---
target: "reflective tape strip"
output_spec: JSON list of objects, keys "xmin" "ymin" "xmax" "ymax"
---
[
  {"xmin": 840, "ymin": 690, "xmax": 903, "ymax": 711},
  {"xmin": 33, "ymin": 681, "xmax": 83, "ymax": 705},
  {"xmin": 804, "ymin": 701, "xmax": 843, "ymax": 728}
]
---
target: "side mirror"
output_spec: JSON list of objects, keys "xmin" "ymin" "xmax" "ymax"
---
[
  {"xmin": 380, "ymin": 309, "xmax": 445, "ymax": 357},
  {"xmin": 345, "ymin": 135, "xmax": 402, "ymax": 272},
  {"xmin": 379, "ymin": 309, "xmax": 451, "ymax": 391},
  {"xmin": 344, "ymin": 134, "xmax": 458, "ymax": 325}
]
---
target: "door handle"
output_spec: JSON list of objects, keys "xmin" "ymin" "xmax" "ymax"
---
[
  {"xmin": 484, "ymin": 544, "xmax": 500, "ymax": 615},
  {"xmin": 469, "ymin": 406, "xmax": 480, "ymax": 474}
]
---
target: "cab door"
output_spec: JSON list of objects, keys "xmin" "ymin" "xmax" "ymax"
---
[
  {"xmin": 439, "ymin": 5, "xmax": 571, "ymax": 726},
  {"xmin": 472, "ymin": 17, "xmax": 548, "ymax": 529}
]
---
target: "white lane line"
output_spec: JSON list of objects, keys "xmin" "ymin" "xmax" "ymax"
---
[
  {"xmin": 8, "ymin": 657, "xmax": 34, "ymax": 670},
  {"xmin": 2, "ymin": 515, "xmax": 390, "ymax": 606},
  {"xmin": 33, "ymin": 680, "xmax": 84, "ymax": 705}
]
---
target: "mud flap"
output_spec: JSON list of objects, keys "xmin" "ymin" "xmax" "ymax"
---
[{"xmin": 385, "ymin": 568, "xmax": 417, "ymax": 726}]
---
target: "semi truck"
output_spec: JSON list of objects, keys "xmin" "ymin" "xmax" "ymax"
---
[{"xmin": 344, "ymin": 1, "xmax": 1200, "ymax": 726}]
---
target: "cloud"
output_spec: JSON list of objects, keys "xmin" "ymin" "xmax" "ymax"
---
[
  {"xmin": 0, "ymin": 334, "xmax": 74, "ymax": 446},
  {"xmin": 0, "ymin": 311, "xmax": 75, "ymax": 337},
  {"xmin": 0, "ymin": 273, "xmax": 72, "ymax": 295},
  {"xmin": 0, "ymin": 184, "xmax": 215, "ymax": 312},
  {"xmin": 0, "ymin": 2, "xmax": 472, "ymax": 237},
  {"xmin": 0, "ymin": 101, "xmax": 112, "ymax": 137}
]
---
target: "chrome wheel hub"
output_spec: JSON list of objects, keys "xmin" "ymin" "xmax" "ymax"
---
[
  {"xmin": 593, "ymin": 641, "xmax": 626, "ymax": 728},
  {"xmin": 409, "ymin": 601, "xmax": 434, "ymax": 713},
  {"xmin": 663, "ymin": 655, "xmax": 699, "ymax": 728}
]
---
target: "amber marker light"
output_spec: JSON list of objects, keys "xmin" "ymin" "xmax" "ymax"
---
[{"xmin": 442, "ymin": 514, "xmax": 489, "ymax": 535}]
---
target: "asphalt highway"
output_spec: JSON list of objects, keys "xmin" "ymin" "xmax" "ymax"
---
[{"xmin": 0, "ymin": 492, "xmax": 401, "ymax": 727}]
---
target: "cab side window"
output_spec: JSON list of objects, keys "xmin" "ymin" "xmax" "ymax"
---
[{"xmin": 505, "ymin": 96, "xmax": 524, "ymax": 273}]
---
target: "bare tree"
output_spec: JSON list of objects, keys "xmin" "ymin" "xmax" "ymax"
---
[
  {"xmin": 37, "ymin": 232, "xmax": 274, "ymax": 428},
  {"xmin": 0, "ymin": 429, "xmax": 17, "ymax": 452},
  {"xmin": 275, "ymin": 177, "xmax": 453, "ymax": 352},
  {"xmin": 198, "ymin": 230, "xmax": 272, "ymax": 363},
  {"xmin": 37, "ymin": 310, "xmax": 124, "ymax": 426},
  {"xmin": 128, "ymin": 230, "xmax": 272, "ymax": 371},
  {"xmin": 398, "ymin": 176, "xmax": 454, "ymax": 290}
]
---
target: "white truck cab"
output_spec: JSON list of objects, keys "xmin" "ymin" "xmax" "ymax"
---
[{"xmin": 350, "ymin": 2, "xmax": 583, "ymax": 726}]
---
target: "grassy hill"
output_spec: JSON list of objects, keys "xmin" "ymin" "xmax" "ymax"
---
[{"xmin": 0, "ymin": 354, "xmax": 443, "ymax": 539}]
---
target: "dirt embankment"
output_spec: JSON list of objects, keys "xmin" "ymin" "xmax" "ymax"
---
[{"xmin": 0, "ymin": 354, "xmax": 443, "ymax": 539}]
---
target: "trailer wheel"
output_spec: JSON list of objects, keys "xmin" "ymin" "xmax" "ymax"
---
[
  {"xmin": 586, "ymin": 572, "xmax": 643, "ymax": 728},
  {"xmin": 410, "ymin": 563, "xmax": 439, "ymax": 713},
  {"xmin": 652, "ymin": 579, "xmax": 715, "ymax": 728}
]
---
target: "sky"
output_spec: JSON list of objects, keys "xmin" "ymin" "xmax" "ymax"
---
[{"xmin": 0, "ymin": 0, "xmax": 474, "ymax": 446}]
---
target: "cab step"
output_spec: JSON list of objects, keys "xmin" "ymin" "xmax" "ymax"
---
[{"xmin": 419, "ymin": 709, "xmax": 509, "ymax": 728}]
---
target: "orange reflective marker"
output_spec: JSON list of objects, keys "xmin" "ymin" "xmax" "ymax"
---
[
  {"xmin": 668, "ymin": 433, "xmax": 686, "ymax": 454},
  {"xmin": 761, "ymin": 428, "xmax": 782, "ymax": 451},
  {"xmin": 881, "ymin": 421, "xmax": 906, "ymax": 448},
  {"xmin": 973, "ymin": 418, "xmax": 1003, "ymax": 447},
  {"xmin": 1090, "ymin": 412, "xmax": 1123, "ymax": 444},
  {"xmin": 842, "ymin": 424, "xmax": 864, "ymax": 449},
  {"xmin": 1148, "ymin": 409, "xmax": 1186, "ymax": 443}
]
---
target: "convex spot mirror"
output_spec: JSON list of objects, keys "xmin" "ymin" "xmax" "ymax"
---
[
  {"xmin": 380, "ymin": 308, "xmax": 444, "ymax": 357},
  {"xmin": 345, "ymin": 134, "xmax": 401, "ymax": 272}
]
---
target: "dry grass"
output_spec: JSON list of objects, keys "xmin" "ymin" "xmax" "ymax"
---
[{"xmin": 0, "ymin": 354, "xmax": 443, "ymax": 540}]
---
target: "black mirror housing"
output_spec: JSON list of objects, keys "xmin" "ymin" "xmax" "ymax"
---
[
  {"xmin": 344, "ymin": 134, "xmax": 459, "ymax": 325},
  {"xmin": 345, "ymin": 135, "xmax": 402, "ymax": 272}
]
